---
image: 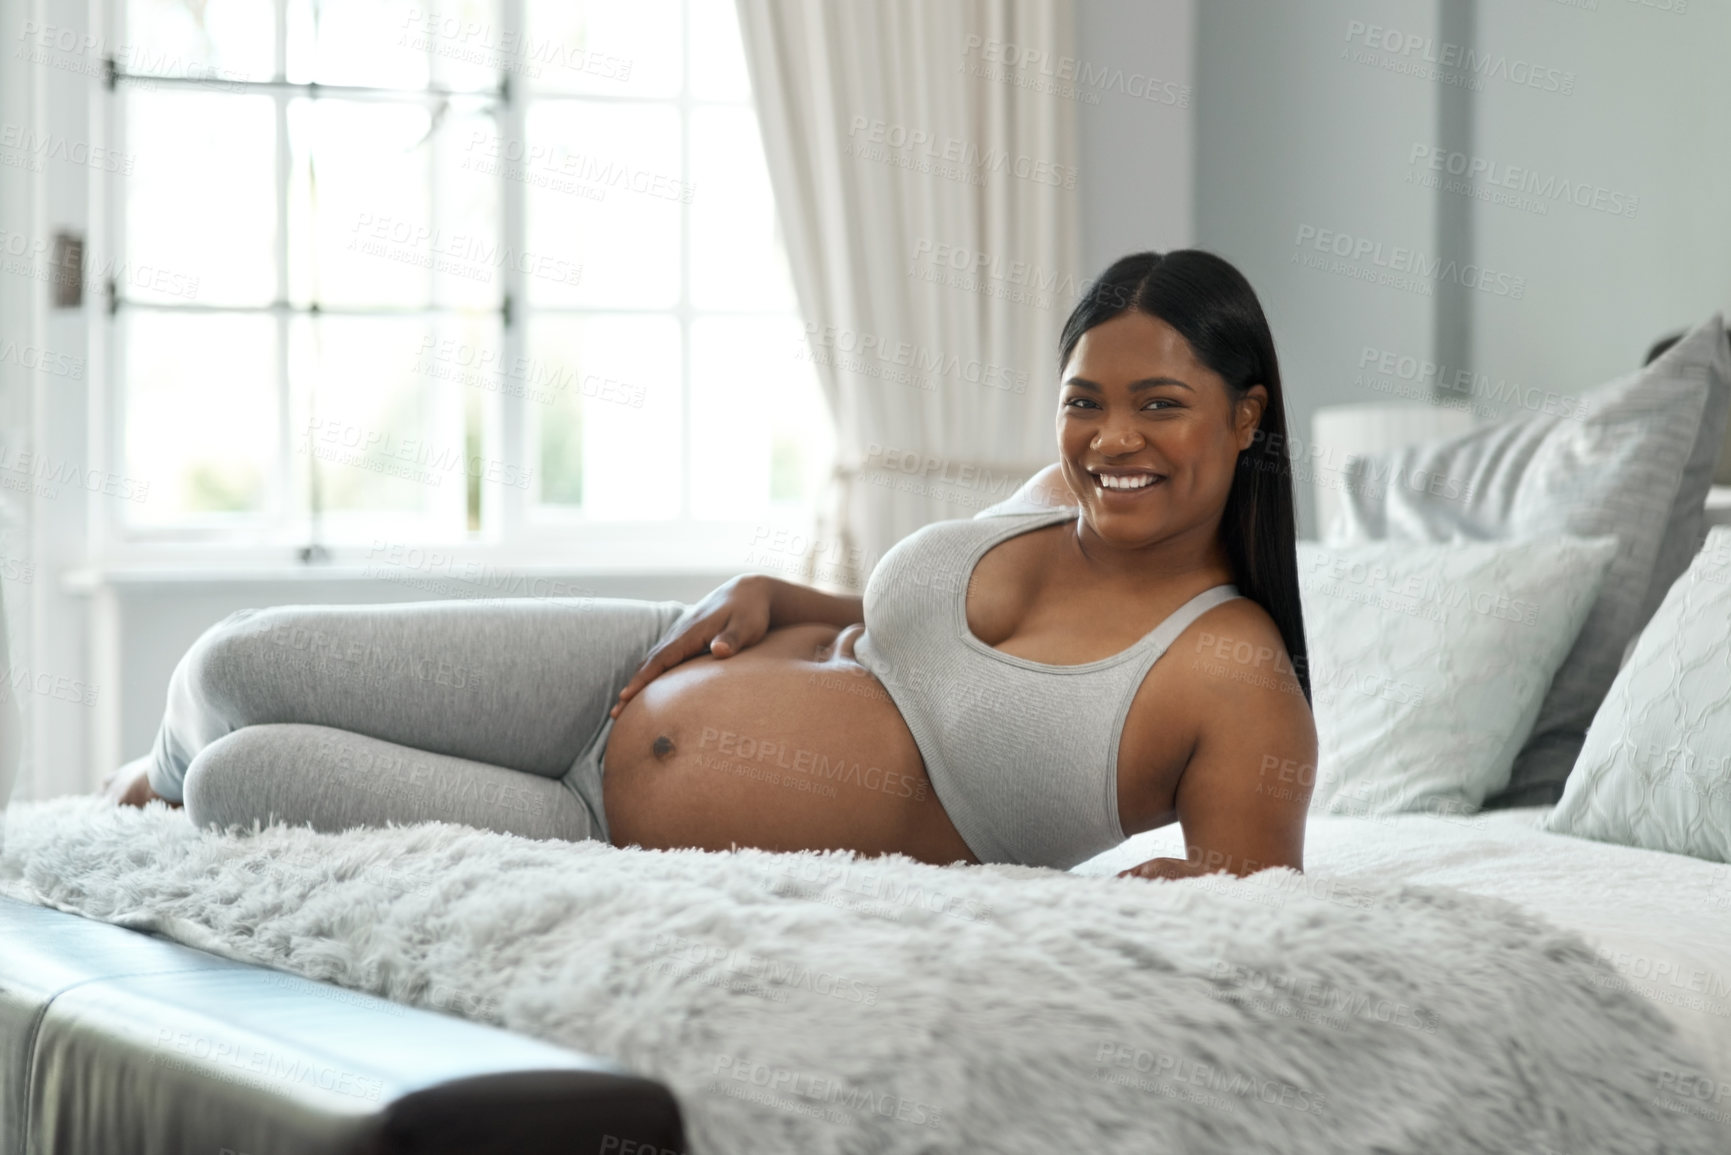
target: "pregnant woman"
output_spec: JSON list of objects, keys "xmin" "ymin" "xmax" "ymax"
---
[{"xmin": 106, "ymin": 249, "xmax": 1317, "ymax": 881}]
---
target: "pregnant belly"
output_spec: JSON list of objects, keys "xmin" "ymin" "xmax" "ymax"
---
[{"xmin": 602, "ymin": 623, "xmax": 979, "ymax": 865}]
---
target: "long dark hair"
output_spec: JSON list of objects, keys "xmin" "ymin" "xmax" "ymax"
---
[{"xmin": 1058, "ymin": 250, "xmax": 1311, "ymax": 706}]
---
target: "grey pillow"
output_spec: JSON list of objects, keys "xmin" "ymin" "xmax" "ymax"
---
[
  {"xmin": 1543, "ymin": 525, "xmax": 1731, "ymax": 861},
  {"xmin": 1328, "ymin": 313, "xmax": 1728, "ymax": 808},
  {"xmin": 1641, "ymin": 323, "xmax": 1731, "ymax": 632}
]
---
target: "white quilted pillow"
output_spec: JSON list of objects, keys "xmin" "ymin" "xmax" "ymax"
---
[
  {"xmin": 1299, "ymin": 534, "xmax": 1619, "ymax": 817},
  {"xmin": 1546, "ymin": 526, "xmax": 1731, "ymax": 861}
]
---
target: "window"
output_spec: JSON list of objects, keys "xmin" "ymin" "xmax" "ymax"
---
[{"xmin": 106, "ymin": 0, "xmax": 831, "ymax": 562}]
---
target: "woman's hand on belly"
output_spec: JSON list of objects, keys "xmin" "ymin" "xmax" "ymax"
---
[{"xmin": 610, "ymin": 575, "xmax": 776, "ymax": 719}]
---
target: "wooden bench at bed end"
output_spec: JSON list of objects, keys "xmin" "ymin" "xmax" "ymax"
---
[{"xmin": 0, "ymin": 895, "xmax": 686, "ymax": 1155}]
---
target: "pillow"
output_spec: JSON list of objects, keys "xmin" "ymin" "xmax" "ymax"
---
[
  {"xmin": 1544, "ymin": 526, "xmax": 1731, "ymax": 862},
  {"xmin": 1639, "ymin": 322, "xmax": 1731, "ymax": 632},
  {"xmin": 1298, "ymin": 534, "xmax": 1618, "ymax": 818},
  {"xmin": 1327, "ymin": 313, "xmax": 1729, "ymax": 808}
]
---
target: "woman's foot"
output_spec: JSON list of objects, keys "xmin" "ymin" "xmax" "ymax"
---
[{"xmin": 101, "ymin": 756, "xmax": 182, "ymax": 809}]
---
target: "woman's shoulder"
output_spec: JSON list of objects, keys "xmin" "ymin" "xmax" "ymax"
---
[{"xmin": 1181, "ymin": 595, "xmax": 1306, "ymax": 703}]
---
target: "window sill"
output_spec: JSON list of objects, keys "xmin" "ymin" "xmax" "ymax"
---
[{"xmin": 60, "ymin": 558, "xmax": 759, "ymax": 595}]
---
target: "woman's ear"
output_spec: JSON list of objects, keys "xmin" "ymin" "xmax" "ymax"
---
[{"xmin": 1236, "ymin": 385, "xmax": 1269, "ymax": 450}]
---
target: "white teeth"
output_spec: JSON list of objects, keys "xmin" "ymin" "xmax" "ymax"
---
[{"xmin": 1095, "ymin": 473, "xmax": 1160, "ymax": 490}]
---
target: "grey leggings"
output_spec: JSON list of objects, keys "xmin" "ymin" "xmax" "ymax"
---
[{"xmin": 146, "ymin": 597, "xmax": 690, "ymax": 843}]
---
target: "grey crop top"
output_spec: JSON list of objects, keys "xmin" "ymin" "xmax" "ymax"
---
[{"xmin": 852, "ymin": 502, "xmax": 1243, "ymax": 870}]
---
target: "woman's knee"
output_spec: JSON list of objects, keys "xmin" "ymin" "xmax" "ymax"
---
[
  {"xmin": 181, "ymin": 726, "xmax": 277, "ymax": 832},
  {"xmin": 179, "ymin": 607, "xmax": 291, "ymax": 719}
]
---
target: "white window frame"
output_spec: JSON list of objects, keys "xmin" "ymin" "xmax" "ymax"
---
[{"xmin": 87, "ymin": 0, "xmax": 823, "ymax": 577}]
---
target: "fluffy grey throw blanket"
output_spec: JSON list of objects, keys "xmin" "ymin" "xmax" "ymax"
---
[{"xmin": 1, "ymin": 797, "xmax": 1721, "ymax": 1155}]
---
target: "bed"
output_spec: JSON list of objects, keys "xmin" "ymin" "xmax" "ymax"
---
[
  {"xmin": 5, "ymin": 325, "xmax": 1731, "ymax": 1154},
  {"xmin": 1079, "ymin": 806, "xmax": 1731, "ymax": 1090}
]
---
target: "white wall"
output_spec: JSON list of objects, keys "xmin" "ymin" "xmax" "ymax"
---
[
  {"xmin": 1467, "ymin": 1, "xmax": 1731, "ymax": 387},
  {"xmin": 1191, "ymin": 0, "xmax": 1731, "ymax": 537},
  {"xmin": 1076, "ymin": 0, "xmax": 1195, "ymax": 270},
  {"xmin": 1195, "ymin": 0, "xmax": 1445, "ymax": 540}
]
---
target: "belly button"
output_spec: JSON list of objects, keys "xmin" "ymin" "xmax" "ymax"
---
[{"xmin": 652, "ymin": 734, "xmax": 675, "ymax": 760}]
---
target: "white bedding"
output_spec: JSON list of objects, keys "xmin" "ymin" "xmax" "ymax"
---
[{"xmin": 1075, "ymin": 807, "xmax": 1731, "ymax": 1085}]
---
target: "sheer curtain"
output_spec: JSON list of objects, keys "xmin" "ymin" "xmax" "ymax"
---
[{"xmin": 735, "ymin": 0, "xmax": 1081, "ymax": 590}]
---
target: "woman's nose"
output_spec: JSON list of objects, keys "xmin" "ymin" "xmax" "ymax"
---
[{"xmin": 1093, "ymin": 423, "xmax": 1145, "ymax": 454}]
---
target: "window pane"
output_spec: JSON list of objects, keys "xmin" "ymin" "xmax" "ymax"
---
[
  {"xmin": 124, "ymin": 91, "xmax": 275, "ymax": 306},
  {"xmin": 526, "ymin": 0, "xmax": 680, "ymax": 98},
  {"xmin": 525, "ymin": 101, "xmax": 680, "ymax": 309},
  {"xmin": 691, "ymin": 106, "xmax": 795, "ymax": 312},
  {"xmin": 288, "ymin": 99, "xmax": 500, "ymax": 309},
  {"xmin": 124, "ymin": 313, "xmax": 278, "ymax": 524},
  {"xmin": 691, "ymin": 317, "xmax": 830, "ymax": 519},
  {"xmin": 530, "ymin": 316, "xmax": 679, "ymax": 520},
  {"xmin": 285, "ymin": 0, "xmax": 501, "ymax": 92},
  {"xmin": 290, "ymin": 316, "xmax": 474, "ymax": 535},
  {"xmin": 125, "ymin": 0, "xmax": 275, "ymax": 82},
  {"xmin": 689, "ymin": 0, "xmax": 750, "ymax": 102}
]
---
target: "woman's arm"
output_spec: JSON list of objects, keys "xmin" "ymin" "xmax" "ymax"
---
[
  {"xmin": 610, "ymin": 574, "xmax": 864, "ymax": 718},
  {"xmin": 762, "ymin": 575, "xmax": 863, "ymax": 629},
  {"xmin": 1118, "ymin": 608, "xmax": 1317, "ymax": 881}
]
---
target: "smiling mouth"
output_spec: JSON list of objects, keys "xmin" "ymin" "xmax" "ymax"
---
[{"xmin": 1088, "ymin": 470, "xmax": 1166, "ymax": 493}]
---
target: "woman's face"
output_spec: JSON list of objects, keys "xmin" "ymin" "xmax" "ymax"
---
[{"xmin": 1056, "ymin": 310, "xmax": 1266, "ymax": 548}]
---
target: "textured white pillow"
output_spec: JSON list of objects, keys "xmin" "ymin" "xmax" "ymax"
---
[
  {"xmin": 1545, "ymin": 526, "xmax": 1731, "ymax": 862},
  {"xmin": 1299, "ymin": 534, "xmax": 1619, "ymax": 817}
]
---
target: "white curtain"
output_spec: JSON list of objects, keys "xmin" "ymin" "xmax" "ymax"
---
[{"xmin": 735, "ymin": 0, "xmax": 1081, "ymax": 591}]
